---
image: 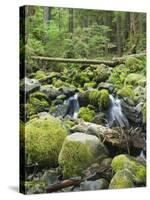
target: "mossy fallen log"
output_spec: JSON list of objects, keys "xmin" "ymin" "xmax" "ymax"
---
[{"xmin": 31, "ymin": 53, "xmax": 145, "ymax": 67}]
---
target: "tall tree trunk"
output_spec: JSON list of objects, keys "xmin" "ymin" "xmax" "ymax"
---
[
  {"xmin": 43, "ymin": 7, "xmax": 50, "ymax": 24},
  {"xmin": 116, "ymin": 14, "xmax": 122, "ymax": 56},
  {"xmin": 68, "ymin": 8, "xmax": 74, "ymax": 34}
]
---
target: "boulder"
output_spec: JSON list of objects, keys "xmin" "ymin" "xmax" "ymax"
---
[
  {"xmin": 80, "ymin": 178, "xmax": 109, "ymax": 191},
  {"xmin": 40, "ymin": 85, "xmax": 60, "ymax": 100},
  {"xmin": 109, "ymin": 169, "xmax": 134, "ymax": 189},
  {"xmin": 25, "ymin": 117, "xmax": 67, "ymax": 167},
  {"xmin": 111, "ymin": 154, "xmax": 146, "ymax": 184},
  {"xmin": 58, "ymin": 132, "xmax": 108, "ymax": 177},
  {"xmin": 98, "ymin": 82, "xmax": 114, "ymax": 92},
  {"xmin": 59, "ymin": 86, "xmax": 78, "ymax": 97},
  {"xmin": 20, "ymin": 77, "xmax": 41, "ymax": 95}
]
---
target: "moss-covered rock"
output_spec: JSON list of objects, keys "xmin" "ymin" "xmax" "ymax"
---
[
  {"xmin": 34, "ymin": 70, "xmax": 47, "ymax": 80},
  {"xmin": 111, "ymin": 154, "xmax": 146, "ymax": 184},
  {"xmin": 109, "ymin": 169, "xmax": 134, "ymax": 189},
  {"xmin": 108, "ymin": 64, "xmax": 129, "ymax": 90},
  {"xmin": 89, "ymin": 89, "xmax": 109, "ymax": 110},
  {"xmin": 73, "ymin": 72, "xmax": 90, "ymax": 87},
  {"xmin": 25, "ymin": 117, "xmax": 67, "ymax": 167},
  {"xmin": 94, "ymin": 64, "xmax": 111, "ymax": 83},
  {"xmin": 58, "ymin": 132, "xmax": 108, "ymax": 177},
  {"xmin": 125, "ymin": 73, "xmax": 146, "ymax": 87},
  {"xmin": 125, "ymin": 56, "xmax": 143, "ymax": 73},
  {"xmin": 30, "ymin": 91, "xmax": 48, "ymax": 101},
  {"xmin": 117, "ymin": 85, "xmax": 134, "ymax": 100},
  {"xmin": 28, "ymin": 97, "xmax": 49, "ymax": 114},
  {"xmin": 53, "ymin": 79, "xmax": 64, "ymax": 88},
  {"xmin": 78, "ymin": 107, "xmax": 96, "ymax": 122},
  {"xmin": 84, "ymin": 82, "xmax": 96, "ymax": 90}
]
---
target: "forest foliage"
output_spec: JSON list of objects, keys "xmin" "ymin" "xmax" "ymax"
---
[{"xmin": 20, "ymin": 6, "xmax": 146, "ymax": 71}]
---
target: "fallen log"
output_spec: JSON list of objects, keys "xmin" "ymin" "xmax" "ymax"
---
[{"xmin": 31, "ymin": 53, "xmax": 145, "ymax": 67}]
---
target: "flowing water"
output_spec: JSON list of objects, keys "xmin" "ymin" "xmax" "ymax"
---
[{"xmin": 108, "ymin": 94, "xmax": 129, "ymax": 128}]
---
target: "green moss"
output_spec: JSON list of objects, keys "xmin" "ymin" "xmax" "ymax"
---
[
  {"xmin": 108, "ymin": 64, "xmax": 129, "ymax": 90},
  {"xmin": 25, "ymin": 117, "xmax": 67, "ymax": 167},
  {"xmin": 64, "ymin": 120, "xmax": 76, "ymax": 130},
  {"xmin": 58, "ymin": 140, "xmax": 94, "ymax": 177},
  {"xmin": 84, "ymin": 82, "xmax": 96, "ymax": 90},
  {"xmin": 34, "ymin": 70, "xmax": 46, "ymax": 80},
  {"xmin": 53, "ymin": 79, "xmax": 63, "ymax": 88},
  {"xmin": 98, "ymin": 89, "xmax": 109, "ymax": 109},
  {"xmin": 78, "ymin": 107, "xmax": 96, "ymax": 122},
  {"xmin": 73, "ymin": 72, "xmax": 90, "ymax": 87},
  {"xmin": 94, "ymin": 64, "xmax": 111, "ymax": 83},
  {"xmin": 111, "ymin": 154, "xmax": 146, "ymax": 184},
  {"xmin": 125, "ymin": 73, "xmax": 146, "ymax": 87},
  {"xmin": 125, "ymin": 56, "xmax": 143, "ymax": 73},
  {"xmin": 117, "ymin": 85, "xmax": 134, "ymax": 100},
  {"xmin": 31, "ymin": 91, "xmax": 48, "ymax": 101},
  {"xmin": 89, "ymin": 89, "xmax": 109, "ymax": 110},
  {"xmin": 109, "ymin": 169, "xmax": 134, "ymax": 189},
  {"xmin": 49, "ymin": 105, "xmax": 57, "ymax": 114},
  {"xmin": 27, "ymin": 97, "xmax": 49, "ymax": 115}
]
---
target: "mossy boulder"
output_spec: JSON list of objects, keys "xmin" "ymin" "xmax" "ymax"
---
[
  {"xmin": 125, "ymin": 57, "xmax": 143, "ymax": 73},
  {"xmin": 78, "ymin": 107, "xmax": 96, "ymax": 122},
  {"xmin": 89, "ymin": 89, "xmax": 109, "ymax": 110},
  {"xmin": 30, "ymin": 91, "xmax": 49, "ymax": 101},
  {"xmin": 58, "ymin": 132, "xmax": 108, "ymax": 177},
  {"xmin": 94, "ymin": 64, "xmax": 111, "ymax": 83},
  {"xmin": 125, "ymin": 73, "xmax": 146, "ymax": 87},
  {"xmin": 109, "ymin": 169, "xmax": 134, "ymax": 189},
  {"xmin": 25, "ymin": 117, "xmax": 67, "ymax": 167},
  {"xmin": 28, "ymin": 97, "xmax": 49, "ymax": 113},
  {"xmin": 84, "ymin": 82, "xmax": 96, "ymax": 90},
  {"xmin": 117, "ymin": 85, "xmax": 134, "ymax": 100},
  {"xmin": 111, "ymin": 154, "xmax": 146, "ymax": 184},
  {"xmin": 34, "ymin": 70, "xmax": 47, "ymax": 80},
  {"xmin": 73, "ymin": 72, "xmax": 90, "ymax": 87},
  {"xmin": 53, "ymin": 79, "xmax": 64, "ymax": 88},
  {"xmin": 40, "ymin": 85, "xmax": 60, "ymax": 100}
]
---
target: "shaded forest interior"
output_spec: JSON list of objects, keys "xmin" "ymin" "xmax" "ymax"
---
[{"xmin": 20, "ymin": 6, "xmax": 146, "ymax": 72}]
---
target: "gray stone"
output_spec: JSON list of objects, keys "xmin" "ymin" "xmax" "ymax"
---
[
  {"xmin": 40, "ymin": 85, "xmax": 60, "ymax": 100},
  {"xmin": 80, "ymin": 178, "xmax": 109, "ymax": 191},
  {"xmin": 98, "ymin": 82, "xmax": 114, "ymax": 92}
]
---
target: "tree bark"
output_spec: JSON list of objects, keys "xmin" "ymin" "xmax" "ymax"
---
[
  {"xmin": 68, "ymin": 8, "xmax": 74, "ymax": 33},
  {"xmin": 43, "ymin": 7, "xmax": 50, "ymax": 24}
]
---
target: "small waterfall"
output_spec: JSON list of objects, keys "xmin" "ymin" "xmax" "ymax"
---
[
  {"xmin": 139, "ymin": 150, "xmax": 146, "ymax": 160},
  {"xmin": 108, "ymin": 94, "xmax": 129, "ymax": 128},
  {"xmin": 64, "ymin": 93, "xmax": 80, "ymax": 119}
]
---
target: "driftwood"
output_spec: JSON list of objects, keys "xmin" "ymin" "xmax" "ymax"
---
[
  {"xmin": 46, "ymin": 166, "xmax": 111, "ymax": 193},
  {"xmin": 31, "ymin": 53, "xmax": 145, "ymax": 67}
]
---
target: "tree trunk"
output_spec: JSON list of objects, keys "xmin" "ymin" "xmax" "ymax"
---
[
  {"xmin": 68, "ymin": 8, "xmax": 74, "ymax": 33},
  {"xmin": 116, "ymin": 14, "xmax": 122, "ymax": 56},
  {"xmin": 43, "ymin": 7, "xmax": 50, "ymax": 24}
]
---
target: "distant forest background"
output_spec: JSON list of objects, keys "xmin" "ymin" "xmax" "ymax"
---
[{"xmin": 20, "ymin": 6, "xmax": 146, "ymax": 70}]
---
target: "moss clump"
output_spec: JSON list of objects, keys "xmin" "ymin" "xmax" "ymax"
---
[
  {"xmin": 109, "ymin": 169, "xmax": 134, "ymax": 189},
  {"xmin": 53, "ymin": 79, "xmax": 63, "ymax": 88},
  {"xmin": 89, "ymin": 89, "xmax": 109, "ymax": 110},
  {"xmin": 25, "ymin": 117, "xmax": 67, "ymax": 167},
  {"xmin": 111, "ymin": 154, "xmax": 146, "ymax": 184},
  {"xmin": 94, "ymin": 64, "xmax": 111, "ymax": 83},
  {"xmin": 58, "ymin": 140, "xmax": 94, "ymax": 177},
  {"xmin": 78, "ymin": 107, "xmax": 96, "ymax": 122},
  {"xmin": 73, "ymin": 72, "xmax": 90, "ymax": 87},
  {"xmin": 28, "ymin": 97, "xmax": 49, "ymax": 114},
  {"xmin": 125, "ymin": 73, "xmax": 146, "ymax": 87},
  {"xmin": 34, "ymin": 70, "xmax": 46, "ymax": 80},
  {"xmin": 31, "ymin": 91, "xmax": 48, "ymax": 101},
  {"xmin": 117, "ymin": 85, "xmax": 134, "ymax": 100},
  {"xmin": 84, "ymin": 82, "xmax": 96, "ymax": 90},
  {"xmin": 125, "ymin": 57, "xmax": 143, "ymax": 73},
  {"xmin": 108, "ymin": 64, "xmax": 129, "ymax": 90}
]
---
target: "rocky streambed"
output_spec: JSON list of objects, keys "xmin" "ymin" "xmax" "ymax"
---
[{"xmin": 20, "ymin": 55, "xmax": 146, "ymax": 194}]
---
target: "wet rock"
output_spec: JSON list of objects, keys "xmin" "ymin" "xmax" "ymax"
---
[
  {"xmin": 20, "ymin": 77, "xmax": 41, "ymax": 95},
  {"xmin": 100, "ymin": 158, "xmax": 112, "ymax": 168},
  {"xmin": 98, "ymin": 82, "xmax": 114, "ymax": 92},
  {"xmin": 91, "ymin": 112, "xmax": 107, "ymax": 126},
  {"xmin": 78, "ymin": 90, "xmax": 90, "ymax": 107},
  {"xmin": 41, "ymin": 169, "xmax": 58, "ymax": 186},
  {"xmin": 109, "ymin": 169, "xmax": 134, "ymax": 189},
  {"xmin": 40, "ymin": 85, "xmax": 60, "ymax": 100},
  {"xmin": 59, "ymin": 86, "xmax": 78, "ymax": 97},
  {"xmin": 80, "ymin": 178, "xmax": 109, "ymax": 191}
]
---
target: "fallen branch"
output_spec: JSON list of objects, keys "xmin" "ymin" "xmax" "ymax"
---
[{"xmin": 31, "ymin": 53, "xmax": 145, "ymax": 67}]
